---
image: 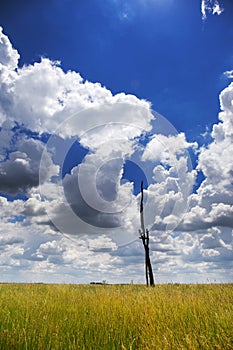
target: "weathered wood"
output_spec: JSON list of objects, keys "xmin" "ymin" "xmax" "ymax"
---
[{"xmin": 139, "ymin": 181, "xmax": 154, "ymax": 286}]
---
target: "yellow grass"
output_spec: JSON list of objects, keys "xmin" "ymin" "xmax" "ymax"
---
[{"xmin": 0, "ymin": 283, "xmax": 232, "ymax": 349}]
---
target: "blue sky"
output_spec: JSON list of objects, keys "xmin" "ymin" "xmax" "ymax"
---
[
  {"xmin": 0, "ymin": 0, "xmax": 233, "ymax": 284},
  {"xmin": 1, "ymin": 0, "xmax": 232, "ymax": 138}
]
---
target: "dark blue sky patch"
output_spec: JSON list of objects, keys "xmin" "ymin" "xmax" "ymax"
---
[
  {"xmin": 193, "ymin": 170, "xmax": 206, "ymax": 194},
  {"xmin": 61, "ymin": 140, "xmax": 88, "ymax": 179},
  {"xmin": 121, "ymin": 160, "xmax": 148, "ymax": 195},
  {"xmin": 0, "ymin": 192, "xmax": 28, "ymax": 202}
]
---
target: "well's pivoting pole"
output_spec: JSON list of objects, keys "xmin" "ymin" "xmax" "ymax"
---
[{"xmin": 139, "ymin": 181, "xmax": 154, "ymax": 286}]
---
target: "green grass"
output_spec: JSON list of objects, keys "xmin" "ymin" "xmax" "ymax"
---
[{"xmin": 0, "ymin": 283, "xmax": 232, "ymax": 349}]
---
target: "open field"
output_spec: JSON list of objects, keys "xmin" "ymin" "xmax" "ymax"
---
[{"xmin": 0, "ymin": 283, "xmax": 232, "ymax": 350}]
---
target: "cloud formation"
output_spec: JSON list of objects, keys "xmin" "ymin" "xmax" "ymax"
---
[
  {"xmin": 223, "ymin": 70, "xmax": 233, "ymax": 79},
  {"xmin": 0, "ymin": 27, "xmax": 19, "ymax": 70},
  {"xmin": 0, "ymin": 138, "xmax": 58, "ymax": 194},
  {"xmin": 201, "ymin": 0, "xmax": 224, "ymax": 20},
  {"xmin": 0, "ymin": 26, "xmax": 232, "ymax": 284}
]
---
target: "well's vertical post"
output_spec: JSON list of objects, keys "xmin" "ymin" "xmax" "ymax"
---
[{"xmin": 139, "ymin": 181, "xmax": 154, "ymax": 286}]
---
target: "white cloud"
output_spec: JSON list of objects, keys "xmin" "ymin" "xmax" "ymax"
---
[
  {"xmin": 142, "ymin": 133, "xmax": 197, "ymax": 232},
  {"xmin": 0, "ymin": 196, "xmax": 25, "ymax": 221},
  {"xmin": 22, "ymin": 194, "xmax": 46, "ymax": 216},
  {"xmin": 0, "ymin": 120, "xmax": 15, "ymax": 160},
  {"xmin": 0, "ymin": 52, "xmax": 152, "ymax": 137},
  {"xmin": 172, "ymin": 80, "xmax": 233, "ymax": 233},
  {"xmin": 142, "ymin": 133, "xmax": 197, "ymax": 163},
  {"xmin": 197, "ymin": 83, "xmax": 233, "ymax": 202},
  {"xmin": 0, "ymin": 27, "xmax": 19, "ymax": 70},
  {"xmin": 201, "ymin": 0, "xmax": 224, "ymax": 21},
  {"xmin": 0, "ymin": 27, "xmax": 154, "ymax": 200},
  {"xmin": 212, "ymin": 1, "xmax": 224, "ymax": 15},
  {"xmin": 0, "ymin": 236, "xmax": 24, "ymax": 247},
  {"xmin": 34, "ymin": 240, "xmax": 64, "ymax": 259},
  {"xmin": 88, "ymin": 235, "xmax": 117, "ymax": 252},
  {"xmin": 0, "ymin": 26, "xmax": 232, "ymax": 284},
  {"xmin": 0, "ymin": 138, "xmax": 59, "ymax": 195},
  {"xmin": 224, "ymin": 70, "xmax": 233, "ymax": 79}
]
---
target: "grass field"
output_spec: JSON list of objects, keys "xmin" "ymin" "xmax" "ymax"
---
[{"xmin": 0, "ymin": 283, "xmax": 232, "ymax": 349}]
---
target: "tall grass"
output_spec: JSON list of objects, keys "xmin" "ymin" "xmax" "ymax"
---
[{"xmin": 0, "ymin": 283, "xmax": 232, "ymax": 349}]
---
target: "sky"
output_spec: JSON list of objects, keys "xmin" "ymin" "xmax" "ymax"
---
[{"xmin": 0, "ymin": 0, "xmax": 232, "ymax": 284}]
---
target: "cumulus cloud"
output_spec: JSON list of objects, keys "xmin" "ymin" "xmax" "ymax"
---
[
  {"xmin": 88, "ymin": 235, "xmax": 117, "ymax": 252},
  {"xmin": 141, "ymin": 133, "xmax": 197, "ymax": 232},
  {"xmin": 33, "ymin": 240, "xmax": 64, "ymax": 260},
  {"xmin": 171, "ymin": 80, "xmax": 233, "ymax": 234},
  {"xmin": 0, "ymin": 26, "xmax": 232, "ymax": 284},
  {"xmin": 22, "ymin": 194, "xmax": 47, "ymax": 216},
  {"xmin": 199, "ymin": 82, "xmax": 233, "ymax": 196},
  {"xmin": 0, "ymin": 24, "xmax": 152, "ymax": 199},
  {"xmin": 142, "ymin": 133, "xmax": 197, "ymax": 164},
  {"xmin": 0, "ymin": 27, "xmax": 19, "ymax": 70},
  {"xmin": 36, "ymin": 116, "xmax": 196, "ymax": 240},
  {"xmin": 0, "ymin": 120, "xmax": 16, "ymax": 160},
  {"xmin": 139, "ymin": 75, "xmax": 233, "ymax": 281},
  {"xmin": 0, "ymin": 138, "xmax": 59, "ymax": 195},
  {"xmin": 0, "ymin": 236, "xmax": 24, "ymax": 247},
  {"xmin": 0, "ymin": 42, "xmax": 151, "ymax": 137}
]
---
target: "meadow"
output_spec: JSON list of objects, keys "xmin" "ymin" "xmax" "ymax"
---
[{"xmin": 0, "ymin": 283, "xmax": 232, "ymax": 350}]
